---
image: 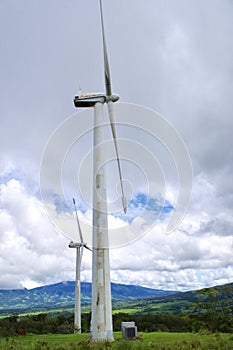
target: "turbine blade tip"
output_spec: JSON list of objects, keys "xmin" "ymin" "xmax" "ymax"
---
[{"xmin": 122, "ymin": 196, "xmax": 127, "ymax": 214}]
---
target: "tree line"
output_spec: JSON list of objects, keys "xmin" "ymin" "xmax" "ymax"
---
[{"xmin": 0, "ymin": 311, "xmax": 232, "ymax": 337}]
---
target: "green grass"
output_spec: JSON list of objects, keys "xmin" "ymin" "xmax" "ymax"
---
[
  {"xmin": 112, "ymin": 308, "xmax": 142, "ymax": 314},
  {"xmin": 0, "ymin": 332, "xmax": 233, "ymax": 349}
]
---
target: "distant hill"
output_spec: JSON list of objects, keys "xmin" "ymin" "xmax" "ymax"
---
[
  {"xmin": 113, "ymin": 282, "xmax": 233, "ymax": 315},
  {"xmin": 0, "ymin": 281, "xmax": 177, "ymax": 315}
]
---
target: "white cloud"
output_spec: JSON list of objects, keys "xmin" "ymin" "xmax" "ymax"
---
[
  {"xmin": 0, "ymin": 177, "xmax": 75, "ymax": 289},
  {"xmin": 0, "ymin": 167, "xmax": 233, "ymax": 291}
]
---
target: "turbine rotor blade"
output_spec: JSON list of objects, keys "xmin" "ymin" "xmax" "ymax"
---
[
  {"xmin": 100, "ymin": 1, "xmax": 127, "ymax": 213},
  {"xmin": 107, "ymin": 101, "xmax": 127, "ymax": 214},
  {"xmin": 73, "ymin": 198, "xmax": 84, "ymax": 243},
  {"xmin": 83, "ymin": 244, "xmax": 92, "ymax": 252},
  {"xmin": 80, "ymin": 245, "xmax": 84, "ymax": 261},
  {"xmin": 99, "ymin": 0, "xmax": 112, "ymax": 96}
]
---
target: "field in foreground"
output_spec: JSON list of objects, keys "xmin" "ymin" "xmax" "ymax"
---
[{"xmin": 0, "ymin": 332, "xmax": 233, "ymax": 350}]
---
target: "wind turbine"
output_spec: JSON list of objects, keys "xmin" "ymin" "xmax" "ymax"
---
[
  {"xmin": 69, "ymin": 198, "xmax": 91, "ymax": 334},
  {"xmin": 73, "ymin": 0, "xmax": 126, "ymax": 341}
]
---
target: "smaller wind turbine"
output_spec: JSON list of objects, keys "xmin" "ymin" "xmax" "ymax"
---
[{"xmin": 69, "ymin": 198, "xmax": 91, "ymax": 334}]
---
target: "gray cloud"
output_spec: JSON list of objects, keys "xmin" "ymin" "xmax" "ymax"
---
[{"xmin": 0, "ymin": 0, "xmax": 233, "ymax": 290}]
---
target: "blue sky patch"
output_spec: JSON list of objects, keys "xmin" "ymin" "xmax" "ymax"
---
[{"xmin": 113, "ymin": 193, "xmax": 174, "ymax": 223}]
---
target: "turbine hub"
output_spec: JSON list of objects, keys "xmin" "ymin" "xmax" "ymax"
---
[{"xmin": 106, "ymin": 94, "xmax": 120, "ymax": 103}]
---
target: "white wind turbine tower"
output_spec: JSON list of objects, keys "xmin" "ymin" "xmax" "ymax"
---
[
  {"xmin": 69, "ymin": 198, "xmax": 91, "ymax": 334},
  {"xmin": 73, "ymin": 0, "xmax": 126, "ymax": 342}
]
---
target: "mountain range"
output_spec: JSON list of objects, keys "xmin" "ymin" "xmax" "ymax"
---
[
  {"xmin": 1, "ymin": 281, "xmax": 232, "ymax": 318},
  {"xmin": 0, "ymin": 281, "xmax": 177, "ymax": 315}
]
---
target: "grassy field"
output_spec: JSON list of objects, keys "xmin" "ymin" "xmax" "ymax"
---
[{"xmin": 0, "ymin": 332, "xmax": 233, "ymax": 349}]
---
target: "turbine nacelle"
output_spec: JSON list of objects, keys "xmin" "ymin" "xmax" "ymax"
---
[
  {"xmin": 69, "ymin": 241, "xmax": 86, "ymax": 249},
  {"xmin": 73, "ymin": 92, "xmax": 119, "ymax": 108},
  {"xmin": 69, "ymin": 241, "xmax": 92, "ymax": 251}
]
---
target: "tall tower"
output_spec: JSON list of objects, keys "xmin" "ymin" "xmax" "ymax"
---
[{"xmin": 91, "ymin": 102, "xmax": 114, "ymax": 341}]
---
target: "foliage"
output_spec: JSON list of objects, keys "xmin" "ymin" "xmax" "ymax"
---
[
  {"xmin": 191, "ymin": 285, "xmax": 233, "ymax": 333},
  {"xmin": 0, "ymin": 308, "xmax": 232, "ymax": 338}
]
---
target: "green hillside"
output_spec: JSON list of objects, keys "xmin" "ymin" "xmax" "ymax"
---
[
  {"xmin": 1, "ymin": 281, "xmax": 232, "ymax": 319},
  {"xmin": 113, "ymin": 282, "xmax": 233, "ymax": 315}
]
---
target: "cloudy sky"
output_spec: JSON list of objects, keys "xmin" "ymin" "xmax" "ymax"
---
[{"xmin": 1, "ymin": 0, "xmax": 233, "ymax": 292}]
